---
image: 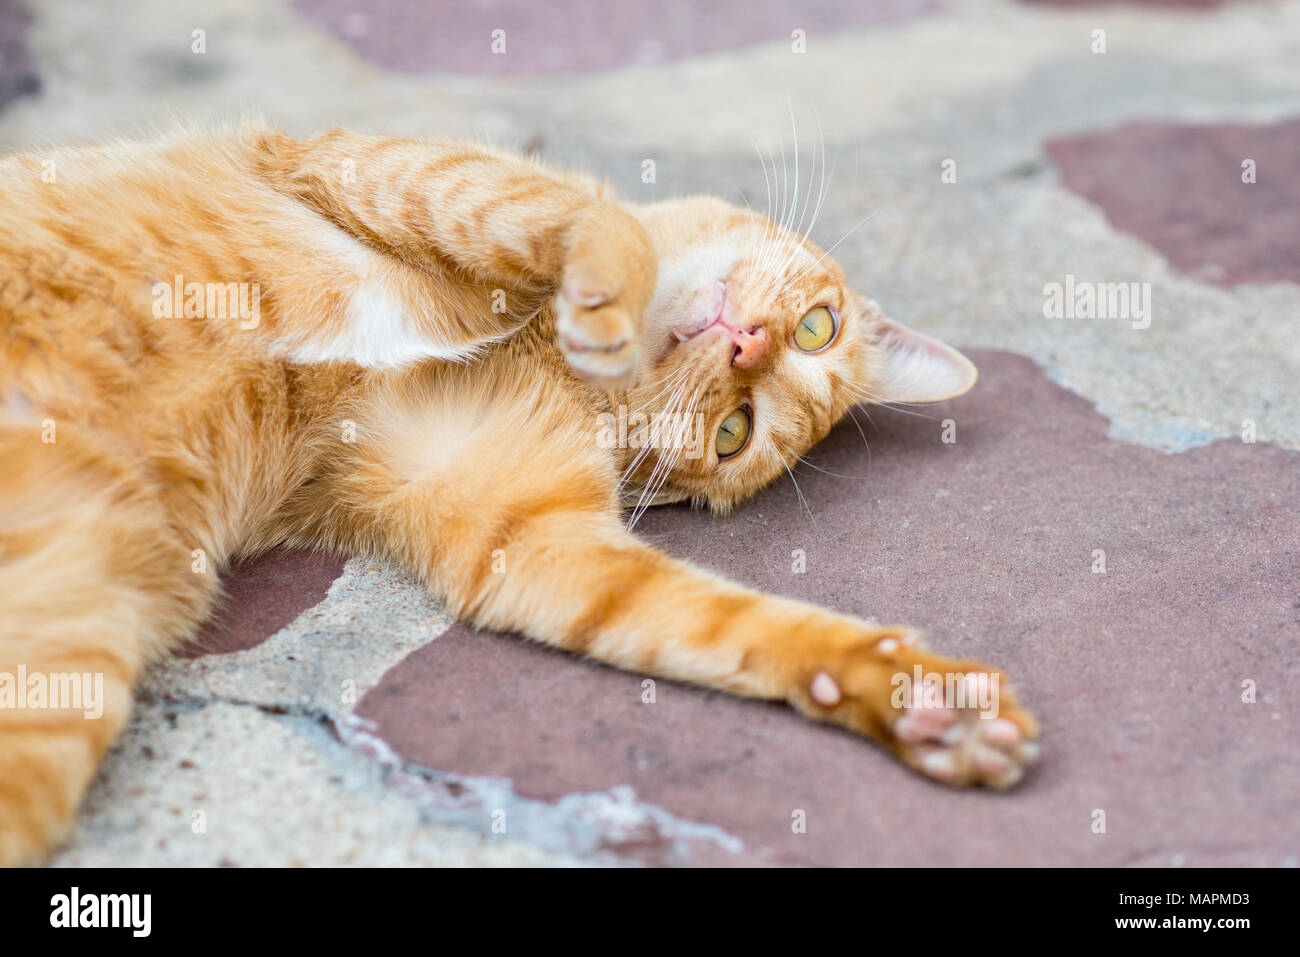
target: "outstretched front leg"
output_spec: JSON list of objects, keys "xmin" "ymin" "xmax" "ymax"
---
[
  {"xmin": 321, "ymin": 387, "xmax": 1039, "ymax": 788},
  {"xmin": 259, "ymin": 130, "xmax": 657, "ymax": 388},
  {"xmin": 469, "ymin": 519, "xmax": 1037, "ymax": 786}
]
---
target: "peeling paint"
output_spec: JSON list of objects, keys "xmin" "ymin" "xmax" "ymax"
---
[{"xmin": 339, "ymin": 715, "xmax": 745, "ymax": 866}]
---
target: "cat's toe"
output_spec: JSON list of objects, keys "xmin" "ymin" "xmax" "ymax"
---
[{"xmin": 892, "ymin": 675, "xmax": 1038, "ymax": 789}]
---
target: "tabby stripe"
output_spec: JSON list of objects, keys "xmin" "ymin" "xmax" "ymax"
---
[{"xmin": 562, "ymin": 559, "xmax": 656, "ymax": 655}]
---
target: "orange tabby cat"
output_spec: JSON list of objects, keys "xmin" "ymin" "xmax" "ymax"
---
[{"xmin": 0, "ymin": 123, "xmax": 1037, "ymax": 865}]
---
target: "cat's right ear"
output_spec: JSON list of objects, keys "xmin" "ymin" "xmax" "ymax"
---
[{"xmin": 866, "ymin": 316, "xmax": 978, "ymax": 404}]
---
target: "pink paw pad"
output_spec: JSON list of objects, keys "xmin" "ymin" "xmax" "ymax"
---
[
  {"xmin": 809, "ymin": 670, "xmax": 841, "ymax": 707},
  {"xmin": 980, "ymin": 717, "xmax": 1022, "ymax": 745}
]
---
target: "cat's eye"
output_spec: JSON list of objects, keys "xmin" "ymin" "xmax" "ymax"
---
[
  {"xmin": 794, "ymin": 306, "xmax": 837, "ymax": 352},
  {"xmin": 716, "ymin": 407, "xmax": 751, "ymax": 459}
]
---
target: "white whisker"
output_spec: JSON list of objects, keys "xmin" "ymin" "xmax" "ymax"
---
[
  {"xmin": 794, "ymin": 454, "xmax": 854, "ymax": 480},
  {"xmin": 782, "ymin": 209, "xmax": 877, "ymax": 292},
  {"xmin": 784, "ymin": 460, "xmax": 816, "ymax": 526}
]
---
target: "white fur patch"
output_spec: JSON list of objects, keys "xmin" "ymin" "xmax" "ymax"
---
[{"xmin": 283, "ymin": 284, "xmax": 478, "ymax": 368}]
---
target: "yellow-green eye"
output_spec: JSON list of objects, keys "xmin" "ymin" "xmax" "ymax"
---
[
  {"xmin": 716, "ymin": 407, "xmax": 751, "ymax": 458},
  {"xmin": 794, "ymin": 306, "xmax": 837, "ymax": 352}
]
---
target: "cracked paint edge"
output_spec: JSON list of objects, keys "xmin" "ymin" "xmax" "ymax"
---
[{"xmin": 337, "ymin": 713, "xmax": 746, "ymax": 866}]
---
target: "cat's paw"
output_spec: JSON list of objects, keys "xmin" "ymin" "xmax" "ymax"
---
[
  {"xmin": 797, "ymin": 632, "xmax": 1039, "ymax": 789},
  {"xmin": 889, "ymin": 670, "xmax": 1039, "ymax": 789},
  {"xmin": 553, "ymin": 212, "xmax": 656, "ymax": 392},
  {"xmin": 554, "ymin": 273, "xmax": 641, "ymax": 391}
]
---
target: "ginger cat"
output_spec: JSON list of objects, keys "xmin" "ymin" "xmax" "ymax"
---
[{"xmin": 0, "ymin": 123, "xmax": 1038, "ymax": 865}]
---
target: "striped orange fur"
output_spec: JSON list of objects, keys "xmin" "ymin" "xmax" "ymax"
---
[{"xmin": 0, "ymin": 122, "xmax": 1037, "ymax": 865}]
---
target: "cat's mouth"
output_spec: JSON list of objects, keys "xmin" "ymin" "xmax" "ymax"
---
[{"xmin": 647, "ymin": 280, "xmax": 742, "ymax": 369}]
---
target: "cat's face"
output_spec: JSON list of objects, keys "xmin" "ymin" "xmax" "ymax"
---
[{"xmin": 619, "ymin": 196, "xmax": 977, "ymax": 514}]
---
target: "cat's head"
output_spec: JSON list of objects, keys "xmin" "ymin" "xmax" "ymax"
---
[{"xmin": 616, "ymin": 196, "xmax": 976, "ymax": 514}]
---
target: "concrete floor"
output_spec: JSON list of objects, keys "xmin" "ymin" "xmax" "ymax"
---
[{"xmin": 1, "ymin": 0, "xmax": 1296, "ymax": 866}]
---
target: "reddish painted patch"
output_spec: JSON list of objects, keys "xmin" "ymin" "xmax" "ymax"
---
[
  {"xmin": 357, "ymin": 350, "xmax": 1299, "ymax": 865},
  {"xmin": 292, "ymin": 0, "xmax": 936, "ymax": 75},
  {"xmin": 1047, "ymin": 119, "xmax": 1300, "ymax": 286},
  {"xmin": 180, "ymin": 549, "xmax": 345, "ymax": 657}
]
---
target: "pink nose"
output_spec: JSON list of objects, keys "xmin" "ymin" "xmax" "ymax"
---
[{"xmin": 729, "ymin": 325, "xmax": 769, "ymax": 369}]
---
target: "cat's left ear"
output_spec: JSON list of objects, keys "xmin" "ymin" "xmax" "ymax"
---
[{"xmin": 867, "ymin": 317, "xmax": 978, "ymax": 404}]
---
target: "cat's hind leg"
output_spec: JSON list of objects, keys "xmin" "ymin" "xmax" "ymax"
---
[{"xmin": 0, "ymin": 423, "xmax": 215, "ymax": 864}]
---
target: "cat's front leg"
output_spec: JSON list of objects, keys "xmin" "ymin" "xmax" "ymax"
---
[
  {"xmin": 261, "ymin": 130, "xmax": 656, "ymax": 387},
  {"xmin": 330, "ymin": 393, "xmax": 1038, "ymax": 789},
  {"xmin": 405, "ymin": 510, "xmax": 1037, "ymax": 788}
]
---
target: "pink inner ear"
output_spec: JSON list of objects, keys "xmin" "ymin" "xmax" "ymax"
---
[{"xmin": 872, "ymin": 318, "xmax": 978, "ymax": 404}]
